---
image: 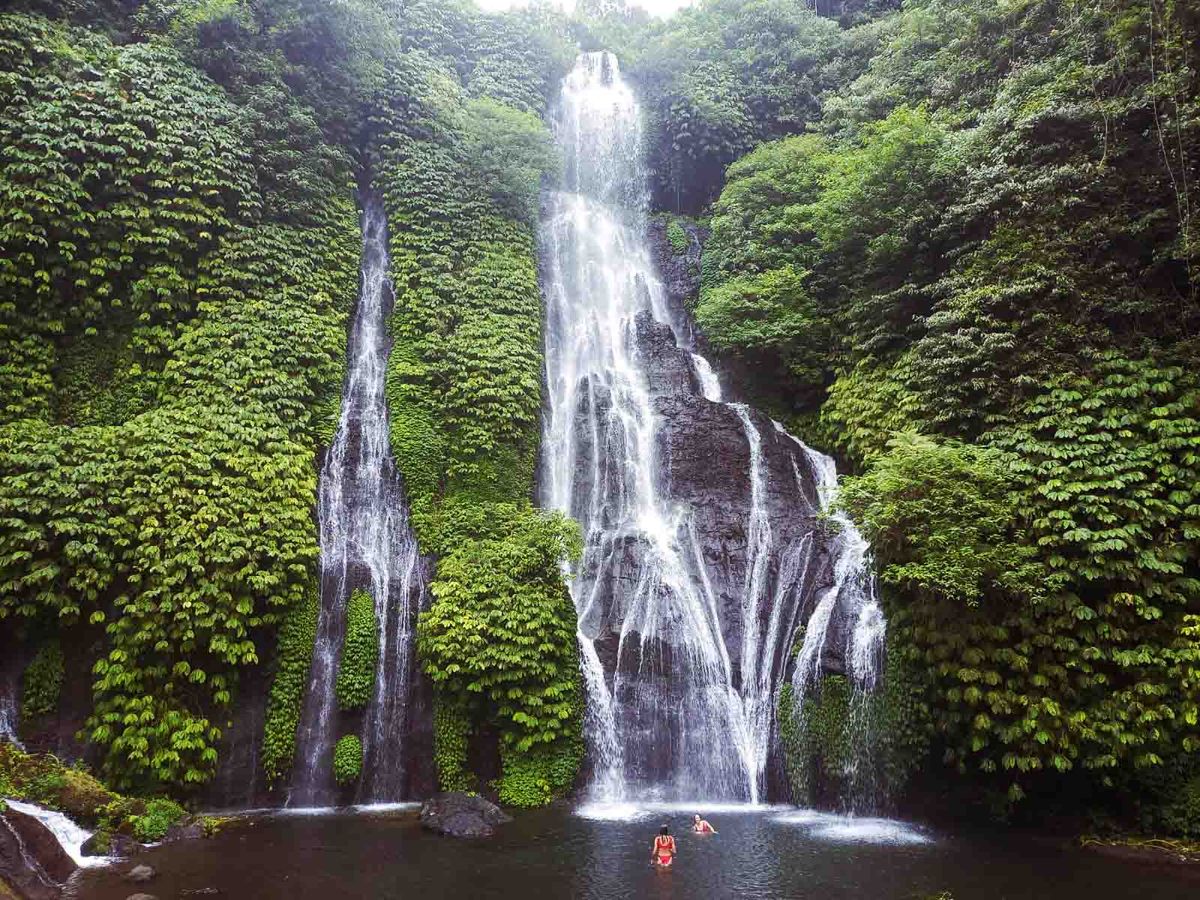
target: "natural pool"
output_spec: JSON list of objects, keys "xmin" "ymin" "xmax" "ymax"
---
[{"xmin": 69, "ymin": 803, "xmax": 1198, "ymax": 899}]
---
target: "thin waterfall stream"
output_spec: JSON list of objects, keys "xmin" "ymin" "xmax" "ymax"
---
[
  {"xmin": 539, "ymin": 51, "xmax": 887, "ymax": 808},
  {"xmin": 290, "ymin": 193, "xmax": 424, "ymax": 807}
]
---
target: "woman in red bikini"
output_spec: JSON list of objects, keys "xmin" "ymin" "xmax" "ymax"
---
[
  {"xmin": 651, "ymin": 824, "xmax": 676, "ymax": 867},
  {"xmin": 692, "ymin": 814, "xmax": 717, "ymax": 834}
]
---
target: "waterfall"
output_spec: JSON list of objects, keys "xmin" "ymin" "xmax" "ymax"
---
[
  {"xmin": 290, "ymin": 193, "xmax": 424, "ymax": 806},
  {"xmin": 0, "ymin": 680, "xmax": 20, "ymax": 749},
  {"xmin": 540, "ymin": 51, "xmax": 854, "ymax": 805},
  {"xmin": 788, "ymin": 439, "xmax": 886, "ymax": 702},
  {"xmin": 784, "ymin": 434, "xmax": 889, "ymax": 811},
  {"xmin": 3, "ymin": 799, "xmax": 108, "ymax": 867}
]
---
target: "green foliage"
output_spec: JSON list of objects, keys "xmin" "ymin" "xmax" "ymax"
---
[
  {"xmin": 335, "ymin": 589, "xmax": 379, "ymax": 711},
  {"xmin": 1156, "ymin": 776, "xmax": 1200, "ymax": 839},
  {"xmin": 691, "ymin": 0, "xmax": 1200, "ymax": 817},
  {"xmin": 839, "ymin": 431, "xmax": 1044, "ymax": 605},
  {"xmin": 700, "ymin": 108, "xmax": 951, "ymax": 408},
  {"xmin": 0, "ymin": 10, "xmax": 357, "ymax": 792},
  {"xmin": 0, "ymin": 13, "xmax": 258, "ymax": 422},
  {"xmin": 465, "ymin": 5, "xmax": 576, "ymax": 115},
  {"xmin": 838, "ymin": 363, "xmax": 1200, "ymax": 794},
  {"xmin": 460, "ymin": 97, "xmax": 560, "ymax": 223},
  {"xmin": 665, "ymin": 217, "xmax": 689, "ymax": 254},
  {"xmin": 418, "ymin": 507, "xmax": 582, "ymax": 753},
  {"xmin": 20, "ymin": 639, "xmax": 64, "ymax": 720},
  {"xmin": 497, "ymin": 721, "xmax": 584, "ymax": 808},
  {"xmin": 1128, "ymin": 754, "xmax": 1200, "ymax": 840},
  {"xmin": 432, "ymin": 696, "xmax": 474, "ymax": 793},
  {"xmin": 332, "ymin": 734, "xmax": 362, "ymax": 786},
  {"xmin": 129, "ymin": 797, "xmax": 187, "ymax": 842},
  {"xmin": 261, "ymin": 590, "xmax": 319, "ymax": 785}
]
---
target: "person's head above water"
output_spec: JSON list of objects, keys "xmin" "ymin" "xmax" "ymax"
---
[
  {"xmin": 660, "ymin": 824, "xmax": 670, "ymax": 836},
  {"xmin": 693, "ymin": 814, "xmax": 701, "ymax": 823}
]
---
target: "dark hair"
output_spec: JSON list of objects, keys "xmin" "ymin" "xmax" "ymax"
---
[{"xmin": 659, "ymin": 824, "xmax": 670, "ymax": 836}]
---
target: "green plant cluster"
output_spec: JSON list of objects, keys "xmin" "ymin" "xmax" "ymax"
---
[
  {"xmin": 261, "ymin": 590, "xmax": 319, "ymax": 786},
  {"xmin": 690, "ymin": 0, "xmax": 1200, "ymax": 819},
  {"xmin": 128, "ymin": 796, "xmax": 188, "ymax": 842},
  {"xmin": 431, "ymin": 697, "xmax": 474, "ymax": 793},
  {"xmin": 20, "ymin": 638, "xmax": 64, "ymax": 721},
  {"xmin": 335, "ymin": 589, "xmax": 379, "ymax": 711},
  {"xmin": 0, "ymin": 8, "xmax": 359, "ymax": 791},
  {"xmin": 417, "ymin": 506, "xmax": 583, "ymax": 803},
  {"xmin": 665, "ymin": 217, "xmax": 690, "ymax": 254},
  {"xmin": 496, "ymin": 718, "xmax": 584, "ymax": 808},
  {"xmin": 332, "ymin": 733, "xmax": 363, "ymax": 786},
  {"xmin": 1125, "ymin": 754, "xmax": 1200, "ymax": 840}
]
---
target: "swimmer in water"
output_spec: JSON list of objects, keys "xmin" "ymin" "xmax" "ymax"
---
[
  {"xmin": 651, "ymin": 824, "xmax": 676, "ymax": 867},
  {"xmin": 692, "ymin": 814, "xmax": 717, "ymax": 834}
]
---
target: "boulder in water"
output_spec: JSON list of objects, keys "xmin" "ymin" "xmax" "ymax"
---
[
  {"xmin": 124, "ymin": 863, "xmax": 156, "ymax": 883},
  {"xmin": 81, "ymin": 829, "xmax": 140, "ymax": 858},
  {"xmin": 419, "ymin": 792, "xmax": 511, "ymax": 838},
  {"xmin": 0, "ymin": 805, "xmax": 76, "ymax": 900}
]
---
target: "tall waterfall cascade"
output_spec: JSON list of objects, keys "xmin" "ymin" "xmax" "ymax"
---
[
  {"xmin": 539, "ymin": 51, "xmax": 886, "ymax": 805},
  {"xmin": 0, "ymin": 673, "xmax": 20, "ymax": 750},
  {"xmin": 290, "ymin": 194, "xmax": 425, "ymax": 806}
]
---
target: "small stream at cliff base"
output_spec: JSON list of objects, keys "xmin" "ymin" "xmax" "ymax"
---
[{"xmin": 69, "ymin": 805, "xmax": 1197, "ymax": 899}]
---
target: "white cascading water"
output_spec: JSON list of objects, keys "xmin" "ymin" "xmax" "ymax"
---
[
  {"xmin": 2, "ymin": 799, "xmax": 108, "ymax": 867},
  {"xmin": 787, "ymin": 439, "xmax": 886, "ymax": 704},
  {"xmin": 0, "ymin": 690, "xmax": 20, "ymax": 750},
  {"xmin": 786, "ymin": 436, "xmax": 888, "ymax": 810},
  {"xmin": 290, "ymin": 194, "xmax": 424, "ymax": 806},
  {"xmin": 541, "ymin": 51, "xmax": 871, "ymax": 806}
]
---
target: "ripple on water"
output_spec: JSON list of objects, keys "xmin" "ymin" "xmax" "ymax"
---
[{"xmin": 773, "ymin": 809, "xmax": 933, "ymax": 845}]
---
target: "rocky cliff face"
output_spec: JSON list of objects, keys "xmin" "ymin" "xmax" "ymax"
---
[
  {"xmin": 566, "ymin": 220, "xmax": 844, "ymax": 799},
  {"xmin": 646, "ymin": 217, "xmax": 707, "ymax": 353}
]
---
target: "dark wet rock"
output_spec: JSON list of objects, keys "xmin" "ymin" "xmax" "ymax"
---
[
  {"xmin": 419, "ymin": 792, "xmax": 512, "ymax": 838},
  {"xmin": 125, "ymin": 894, "xmax": 160, "ymax": 900},
  {"xmin": 201, "ymin": 659, "xmax": 270, "ymax": 810},
  {"xmin": 646, "ymin": 217, "xmax": 707, "ymax": 350},
  {"xmin": 634, "ymin": 312, "xmax": 701, "ymax": 396},
  {"xmin": 583, "ymin": 307, "xmax": 837, "ymax": 683},
  {"xmin": 13, "ymin": 626, "xmax": 103, "ymax": 764},
  {"xmin": 124, "ymin": 863, "xmax": 156, "ymax": 883},
  {"xmin": 0, "ymin": 805, "xmax": 75, "ymax": 900},
  {"xmin": 163, "ymin": 821, "xmax": 205, "ymax": 843},
  {"xmin": 81, "ymin": 830, "xmax": 140, "ymax": 858}
]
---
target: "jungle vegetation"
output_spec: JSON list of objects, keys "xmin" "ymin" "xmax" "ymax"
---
[{"xmin": 0, "ymin": 0, "xmax": 1196, "ymax": 837}]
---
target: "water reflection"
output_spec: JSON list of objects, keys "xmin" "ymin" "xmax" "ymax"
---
[{"xmin": 71, "ymin": 805, "xmax": 1195, "ymax": 900}]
